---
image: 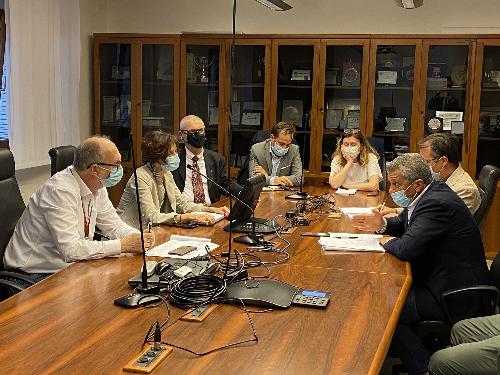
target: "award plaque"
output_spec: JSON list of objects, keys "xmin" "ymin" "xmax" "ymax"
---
[
  {"xmin": 325, "ymin": 68, "xmax": 340, "ymax": 85},
  {"xmin": 241, "ymin": 112, "xmax": 261, "ymax": 126},
  {"xmin": 342, "ymin": 63, "xmax": 361, "ymax": 87},
  {"xmin": 290, "ymin": 69, "xmax": 311, "ymax": 81},
  {"xmin": 325, "ymin": 108, "xmax": 343, "ymax": 129},
  {"xmin": 451, "ymin": 66, "xmax": 467, "ymax": 87},
  {"xmin": 436, "ymin": 111, "xmax": 463, "ymax": 131},
  {"xmin": 377, "ymin": 71, "xmax": 398, "ymax": 85},
  {"xmin": 451, "ymin": 121, "xmax": 465, "ymax": 135},
  {"xmin": 385, "ymin": 117, "xmax": 406, "ymax": 132},
  {"xmin": 427, "ymin": 117, "xmax": 443, "ymax": 134}
]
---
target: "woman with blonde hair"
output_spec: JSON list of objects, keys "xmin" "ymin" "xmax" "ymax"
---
[{"xmin": 329, "ymin": 129, "xmax": 382, "ymax": 192}]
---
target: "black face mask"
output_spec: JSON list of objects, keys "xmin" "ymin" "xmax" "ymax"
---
[{"xmin": 186, "ymin": 133, "xmax": 206, "ymax": 149}]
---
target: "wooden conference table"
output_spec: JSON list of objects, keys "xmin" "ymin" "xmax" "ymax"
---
[{"xmin": 0, "ymin": 186, "xmax": 411, "ymax": 375}]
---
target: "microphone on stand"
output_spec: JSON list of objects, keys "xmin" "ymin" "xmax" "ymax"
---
[
  {"xmin": 114, "ymin": 133, "xmax": 161, "ymax": 308},
  {"xmin": 285, "ymin": 125, "xmax": 309, "ymax": 200},
  {"xmin": 187, "ymin": 164, "xmax": 263, "ymax": 246}
]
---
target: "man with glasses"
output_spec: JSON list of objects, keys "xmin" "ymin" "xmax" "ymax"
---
[
  {"xmin": 249, "ymin": 121, "xmax": 302, "ymax": 187},
  {"xmin": 349, "ymin": 153, "xmax": 488, "ymax": 375},
  {"xmin": 3, "ymin": 136, "xmax": 154, "ymax": 281},
  {"xmin": 172, "ymin": 115, "xmax": 233, "ymax": 204},
  {"xmin": 381, "ymin": 133, "xmax": 481, "ymax": 217}
]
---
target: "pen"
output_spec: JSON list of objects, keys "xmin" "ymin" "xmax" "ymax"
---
[
  {"xmin": 379, "ymin": 197, "xmax": 387, "ymax": 213},
  {"xmin": 331, "ymin": 236, "xmax": 359, "ymax": 239}
]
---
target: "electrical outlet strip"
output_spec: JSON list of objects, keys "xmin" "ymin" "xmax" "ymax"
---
[{"xmin": 123, "ymin": 344, "xmax": 173, "ymax": 374}]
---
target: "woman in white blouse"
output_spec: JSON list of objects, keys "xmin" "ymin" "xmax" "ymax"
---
[
  {"xmin": 117, "ymin": 130, "xmax": 228, "ymax": 229},
  {"xmin": 329, "ymin": 129, "xmax": 382, "ymax": 192}
]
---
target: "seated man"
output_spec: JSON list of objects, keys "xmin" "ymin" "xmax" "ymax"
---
[
  {"xmin": 3, "ymin": 136, "xmax": 154, "ymax": 281},
  {"xmin": 429, "ymin": 314, "xmax": 500, "ymax": 375},
  {"xmin": 172, "ymin": 115, "xmax": 235, "ymax": 204},
  {"xmin": 350, "ymin": 153, "xmax": 489, "ymax": 375},
  {"xmin": 249, "ymin": 121, "xmax": 302, "ymax": 187},
  {"xmin": 382, "ymin": 133, "xmax": 481, "ymax": 216}
]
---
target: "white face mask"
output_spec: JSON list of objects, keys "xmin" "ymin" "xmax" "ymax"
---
[{"xmin": 342, "ymin": 145, "xmax": 360, "ymax": 159}]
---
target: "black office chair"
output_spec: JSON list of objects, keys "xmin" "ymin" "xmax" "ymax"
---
[
  {"xmin": 48, "ymin": 145, "xmax": 76, "ymax": 176},
  {"xmin": 237, "ymin": 130, "xmax": 272, "ymax": 186},
  {"xmin": 368, "ymin": 136, "xmax": 387, "ymax": 191},
  {"xmin": 414, "ymin": 253, "xmax": 500, "ymax": 354},
  {"xmin": 474, "ymin": 165, "xmax": 500, "ymax": 230},
  {"xmin": 0, "ymin": 149, "xmax": 35, "ymax": 300}
]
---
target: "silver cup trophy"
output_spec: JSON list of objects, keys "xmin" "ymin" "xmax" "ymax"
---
[{"xmin": 195, "ymin": 56, "xmax": 213, "ymax": 83}]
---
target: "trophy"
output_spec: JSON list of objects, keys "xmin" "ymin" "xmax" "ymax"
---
[
  {"xmin": 195, "ymin": 56, "xmax": 213, "ymax": 83},
  {"xmin": 257, "ymin": 56, "xmax": 265, "ymax": 80}
]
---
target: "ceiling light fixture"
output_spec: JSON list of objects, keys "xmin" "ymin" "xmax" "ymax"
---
[{"xmin": 254, "ymin": 0, "xmax": 292, "ymax": 11}]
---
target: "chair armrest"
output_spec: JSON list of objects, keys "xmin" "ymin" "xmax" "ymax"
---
[
  {"xmin": 415, "ymin": 321, "xmax": 452, "ymax": 337},
  {"xmin": 0, "ymin": 271, "xmax": 36, "ymax": 286},
  {"xmin": 442, "ymin": 285, "xmax": 499, "ymax": 323},
  {"xmin": 0, "ymin": 278, "xmax": 26, "ymax": 294}
]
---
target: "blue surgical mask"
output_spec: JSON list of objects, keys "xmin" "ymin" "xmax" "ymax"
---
[
  {"xmin": 271, "ymin": 143, "xmax": 288, "ymax": 157},
  {"xmin": 162, "ymin": 154, "xmax": 180, "ymax": 172},
  {"xmin": 390, "ymin": 182, "xmax": 416, "ymax": 208},
  {"xmin": 100, "ymin": 166, "xmax": 123, "ymax": 187},
  {"xmin": 430, "ymin": 158, "xmax": 443, "ymax": 181}
]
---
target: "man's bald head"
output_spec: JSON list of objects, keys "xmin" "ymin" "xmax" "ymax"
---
[
  {"xmin": 180, "ymin": 115, "xmax": 204, "ymax": 131},
  {"xmin": 73, "ymin": 136, "xmax": 119, "ymax": 172}
]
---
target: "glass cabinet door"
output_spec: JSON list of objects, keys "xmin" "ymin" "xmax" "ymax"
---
[
  {"xmin": 184, "ymin": 44, "xmax": 221, "ymax": 152},
  {"xmin": 321, "ymin": 45, "xmax": 365, "ymax": 172},
  {"xmin": 98, "ymin": 43, "xmax": 132, "ymax": 161},
  {"xmin": 371, "ymin": 44, "xmax": 418, "ymax": 161},
  {"xmin": 229, "ymin": 44, "xmax": 267, "ymax": 167},
  {"xmin": 422, "ymin": 44, "xmax": 471, "ymax": 155},
  {"xmin": 474, "ymin": 45, "xmax": 500, "ymax": 178},
  {"xmin": 141, "ymin": 44, "xmax": 175, "ymax": 138},
  {"xmin": 275, "ymin": 45, "xmax": 315, "ymax": 169}
]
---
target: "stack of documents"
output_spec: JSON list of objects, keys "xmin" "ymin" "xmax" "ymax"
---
[
  {"xmin": 319, "ymin": 233, "xmax": 385, "ymax": 252},
  {"xmin": 146, "ymin": 235, "xmax": 219, "ymax": 259},
  {"xmin": 335, "ymin": 188, "xmax": 357, "ymax": 196},
  {"xmin": 339, "ymin": 207, "xmax": 375, "ymax": 218}
]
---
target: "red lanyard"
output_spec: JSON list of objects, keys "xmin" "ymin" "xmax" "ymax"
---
[{"xmin": 82, "ymin": 198, "xmax": 93, "ymax": 238}]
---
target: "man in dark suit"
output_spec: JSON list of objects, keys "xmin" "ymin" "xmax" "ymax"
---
[
  {"xmin": 350, "ymin": 153, "xmax": 489, "ymax": 375},
  {"xmin": 172, "ymin": 115, "xmax": 232, "ymax": 205},
  {"xmin": 249, "ymin": 121, "xmax": 302, "ymax": 186}
]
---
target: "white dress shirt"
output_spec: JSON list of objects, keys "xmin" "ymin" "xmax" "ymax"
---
[
  {"xmin": 183, "ymin": 147, "xmax": 211, "ymax": 204},
  {"xmin": 3, "ymin": 166, "xmax": 138, "ymax": 273}
]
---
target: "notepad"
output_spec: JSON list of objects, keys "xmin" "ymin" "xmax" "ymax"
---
[
  {"xmin": 319, "ymin": 233, "xmax": 385, "ymax": 253},
  {"xmin": 147, "ymin": 235, "xmax": 219, "ymax": 259},
  {"xmin": 335, "ymin": 188, "xmax": 357, "ymax": 196},
  {"xmin": 339, "ymin": 207, "xmax": 375, "ymax": 218}
]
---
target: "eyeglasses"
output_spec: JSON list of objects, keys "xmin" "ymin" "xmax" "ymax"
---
[
  {"xmin": 343, "ymin": 128, "xmax": 360, "ymax": 135},
  {"xmin": 91, "ymin": 162, "xmax": 122, "ymax": 173},
  {"xmin": 181, "ymin": 129, "xmax": 205, "ymax": 135}
]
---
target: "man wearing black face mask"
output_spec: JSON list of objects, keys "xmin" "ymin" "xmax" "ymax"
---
[{"xmin": 171, "ymin": 115, "xmax": 234, "ymax": 205}]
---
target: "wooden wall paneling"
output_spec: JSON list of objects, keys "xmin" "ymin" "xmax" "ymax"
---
[{"xmin": 409, "ymin": 40, "xmax": 423, "ymax": 153}]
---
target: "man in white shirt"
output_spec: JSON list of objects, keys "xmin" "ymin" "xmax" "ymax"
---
[
  {"xmin": 172, "ymin": 115, "xmax": 233, "ymax": 208},
  {"xmin": 3, "ymin": 136, "xmax": 154, "ymax": 279}
]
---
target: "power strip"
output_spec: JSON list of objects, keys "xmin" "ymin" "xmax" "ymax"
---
[{"xmin": 123, "ymin": 344, "xmax": 173, "ymax": 374}]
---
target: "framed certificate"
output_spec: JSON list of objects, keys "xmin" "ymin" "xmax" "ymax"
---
[
  {"xmin": 451, "ymin": 121, "xmax": 464, "ymax": 135},
  {"xmin": 346, "ymin": 116, "xmax": 360, "ymax": 129},
  {"xmin": 377, "ymin": 71, "xmax": 398, "ymax": 85},
  {"xmin": 436, "ymin": 111, "xmax": 463, "ymax": 131},
  {"xmin": 241, "ymin": 112, "xmax": 261, "ymax": 126}
]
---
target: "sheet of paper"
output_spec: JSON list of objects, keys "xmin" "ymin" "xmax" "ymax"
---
[
  {"xmin": 147, "ymin": 235, "xmax": 218, "ymax": 259},
  {"xmin": 335, "ymin": 188, "xmax": 357, "ymax": 196},
  {"xmin": 339, "ymin": 207, "xmax": 375, "ymax": 218},
  {"xmin": 262, "ymin": 186, "xmax": 284, "ymax": 191},
  {"xmin": 319, "ymin": 233, "xmax": 385, "ymax": 252}
]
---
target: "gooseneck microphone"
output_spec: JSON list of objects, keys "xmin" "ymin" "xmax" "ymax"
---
[
  {"xmin": 114, "ymin": 133, "xmax": 161, "ymax": 308},
  {"xmin": 186, "ymin": 164, "xmax": 262, "ymax": 245}
]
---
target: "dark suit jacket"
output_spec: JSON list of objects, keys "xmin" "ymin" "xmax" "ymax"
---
[
  {"xmin": 171, "ymin": 147, "xmax": 231, "ymax": 203},
  {"xmin": 383, "ymin": 181, "xmax": 489, "ymax": 320}
]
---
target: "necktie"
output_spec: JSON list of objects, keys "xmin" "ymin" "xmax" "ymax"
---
[{"xmin": 191, "ymin": 155, "xmax": 206, "ymax": 204}]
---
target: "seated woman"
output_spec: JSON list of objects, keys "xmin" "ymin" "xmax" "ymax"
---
[
  {"xmin": 328, "ymin": 129, "xmax": 382, "ymax": 192},
  {"xmin": 117, "ymin": 130, "xmax": 229, "ymax": 229}
]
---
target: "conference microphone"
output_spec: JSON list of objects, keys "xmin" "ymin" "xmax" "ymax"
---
[
  {"xmin": 114, "ymin": 133, "xmax": 161, "ymax": 308},
  {"xmin": 186, "ymin": 164, "xmax": 263, "ymax": 246}
]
